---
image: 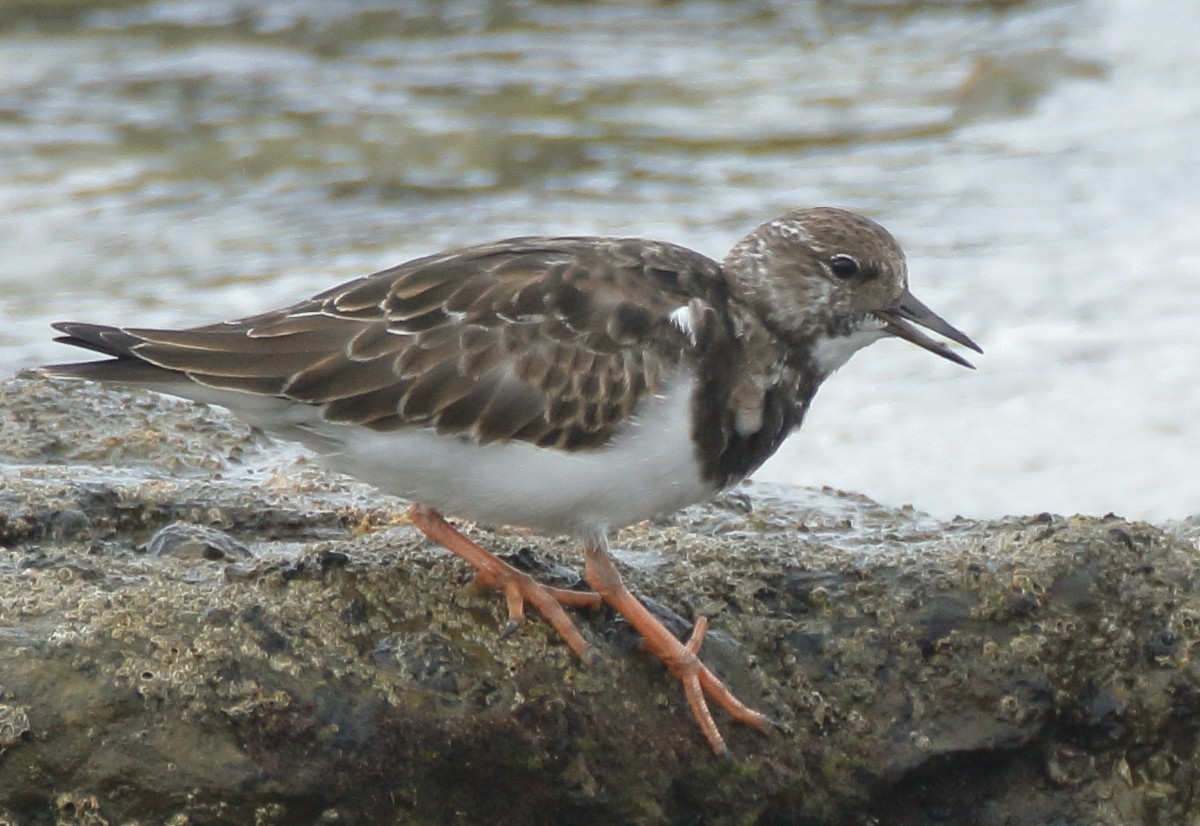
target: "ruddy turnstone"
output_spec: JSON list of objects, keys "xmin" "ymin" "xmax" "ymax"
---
[{"xmin": 43, "ymin": 207, "xmax": 980, "ymax": 755}]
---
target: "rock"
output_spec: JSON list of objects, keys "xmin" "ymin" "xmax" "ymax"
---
[
  {"xmin": 145, "ymin": 522, "xmax": 254, "ymax": 561},
  {"xmin": 1, "ymin": 373, "xmax": 1198, "ymax": 825}
]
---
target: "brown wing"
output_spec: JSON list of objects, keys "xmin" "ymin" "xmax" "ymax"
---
[{"xmin": 50, "ymin": 237, "xmax": 730, "ymax": 450}]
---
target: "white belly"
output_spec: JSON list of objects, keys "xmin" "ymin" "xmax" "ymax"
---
[
  {"xmin": 317, "ymin": 373, "xmax": 713, "ymax": 537},
  {"xmin": 166, "ymin": 372, "xmax": 715, "ymax": 538}
]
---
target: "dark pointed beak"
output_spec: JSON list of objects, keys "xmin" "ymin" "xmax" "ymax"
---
[{"xmin": 873, "ymin": 288, "xmax": 982, "ymax": 369}]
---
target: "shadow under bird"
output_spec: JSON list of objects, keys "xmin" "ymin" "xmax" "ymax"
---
[{"xmin": 43, "ymin": 206, "xmax": 981, "ymax": 755}]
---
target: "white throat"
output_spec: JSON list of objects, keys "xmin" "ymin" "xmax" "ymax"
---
[{"xmin": 810, "ymin": 323, "xmax": 887, "ymax": 375}]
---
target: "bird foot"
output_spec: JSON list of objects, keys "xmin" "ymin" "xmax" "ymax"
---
[
  {"xmin": 584, "ymin": 544, "xmax": 772, "ymax": 756},
  {"xmin": 406, "ymin": 504, "xmax": 602, "ymax": 664},
  {"xmin": 663, "ymin": 616, "xmax": 774, "ymax": 756}
]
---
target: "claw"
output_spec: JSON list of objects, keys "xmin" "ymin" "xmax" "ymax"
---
[{"xmin": 499, "ymin": 619, "xmax": 520, "ymax": 640}]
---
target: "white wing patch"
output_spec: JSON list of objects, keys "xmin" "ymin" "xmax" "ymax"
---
[{"xmin": 668, "ymin": 304, "xmax": 698, "ymax": 346}]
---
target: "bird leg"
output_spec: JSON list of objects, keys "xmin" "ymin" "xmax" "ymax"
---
[
  {"xmin": 406, "ymin": 503, "xmax": 602, "ymax": 664},
  {"xmin": 582, "ymin": 536, "xmax": 773, "ymax": 756}
]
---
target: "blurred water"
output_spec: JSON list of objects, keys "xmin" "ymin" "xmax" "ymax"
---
[{"xmin": 1, "ymin": 0, "xmax": 1196, "ymax": 521}]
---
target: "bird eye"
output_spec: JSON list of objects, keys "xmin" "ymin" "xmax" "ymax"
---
[{"xmin": 829, "ymin": 254, "xmax": 860, "ymax": 279}]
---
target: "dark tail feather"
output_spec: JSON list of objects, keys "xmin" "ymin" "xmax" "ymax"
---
[
  {"xmin": 45, "ymin": 322, "xmax": 179, "ymax": 384},
  {"xmin": 40, "ymin": 359, "xmax": 182, "ymax": 383},
  {"xmin": 51, "ymin": 322, "xmax": 143, "ymax": 359}
]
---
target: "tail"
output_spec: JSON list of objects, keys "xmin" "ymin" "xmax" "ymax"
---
[{"xmin": 42, "ymin": 322, "xmax": 182, "ymax": 383}]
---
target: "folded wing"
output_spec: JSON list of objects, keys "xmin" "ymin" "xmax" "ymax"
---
[{"xmin": 48, "ymin": 237, "xmax": 730, "ymax": 450}]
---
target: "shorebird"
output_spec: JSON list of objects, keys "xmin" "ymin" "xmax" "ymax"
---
[{"xmin": 44, "ymin": 207, "xmax": 980, "ymax": 755}]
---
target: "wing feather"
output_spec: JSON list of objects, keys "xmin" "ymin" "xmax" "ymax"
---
[{"xmin": 48, "ymin": 236, "xmax": 731, "ymax": 449}]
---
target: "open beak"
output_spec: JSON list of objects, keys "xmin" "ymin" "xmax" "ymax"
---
[{"xmin": 873, "ymin": 288, "xmax": 982, "ymax": 369}]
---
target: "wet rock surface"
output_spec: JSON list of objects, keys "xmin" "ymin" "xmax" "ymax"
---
[{"xmin": 1, "ymin": 374, "xmax": 1199, "ymax": 825}]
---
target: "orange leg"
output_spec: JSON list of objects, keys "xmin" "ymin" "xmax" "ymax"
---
[
  {"xmin": 583, "ymin": 537, "xmax": 773, "ymax": 756},
  {"xmin": 407, "ymin": 504, "xmax": 602, "ymax": 664}
]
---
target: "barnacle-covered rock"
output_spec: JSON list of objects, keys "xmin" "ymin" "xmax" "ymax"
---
[{"xmin": 2, "ymin": 374, "xmax": 1198, "ymax": 825}]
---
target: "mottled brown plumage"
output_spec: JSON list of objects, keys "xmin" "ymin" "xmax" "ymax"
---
[
  {"xmin": 52, "ymin": 237, "xmax": 722, "ymax": 450},
  {"xmin": 45, "ymin": 207, "xmax": 981, "ymax": 755}
]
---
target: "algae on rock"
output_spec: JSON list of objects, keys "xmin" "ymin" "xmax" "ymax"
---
[{"xmin": 1, "ymin": 374, "xmax": 1199, "ymax": 824}]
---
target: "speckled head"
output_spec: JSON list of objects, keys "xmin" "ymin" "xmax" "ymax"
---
[{"xmin": 722, "ymin": 207, "xmax": 981, "ymax": 371}]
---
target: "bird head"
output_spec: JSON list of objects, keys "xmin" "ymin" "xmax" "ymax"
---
[{"xmin": 722, "ymin": 207, "xmax": 981, "ymax": 373}]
